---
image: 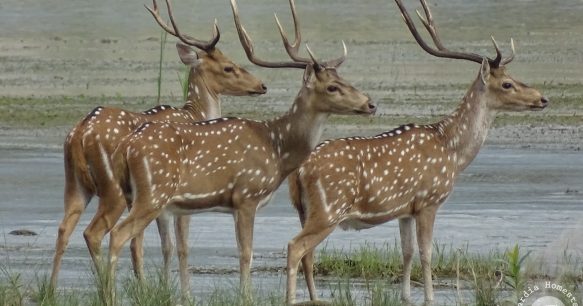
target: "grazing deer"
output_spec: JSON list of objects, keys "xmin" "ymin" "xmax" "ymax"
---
[
  {"xmin": 285, "ymin": 0, "xmax": 549, "ymax": 304},
  {"xmin": 103, "ymin": 0, "xmax": 375, "ymax": 296},
  {"xmin": 50, "ymin": 0, "xmax": 266, "ymax": 289}
]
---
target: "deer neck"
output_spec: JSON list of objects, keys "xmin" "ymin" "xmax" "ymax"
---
[
  {"xmin": 265, "ymin": 88, "xmax": 329, "ymax": 177},
  {"xmin": 440, "ymin": 78, "xmax": 497, "ymax": 172},
  {"xmin": 182, "ymin": 69, "xmax": 222, "ymax": 120}
]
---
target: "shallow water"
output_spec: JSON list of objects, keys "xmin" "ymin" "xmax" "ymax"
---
[{"xmin": 0, "ymin": 146, "xmax": 581, "ymax": 302}]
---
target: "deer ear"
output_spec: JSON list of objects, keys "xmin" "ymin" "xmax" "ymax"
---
[
  {"xmin": 176, "ymin": 43, "xmax": 201, "ymax": 67},
  {"xmin": 479, "ymin": 57, "xmax": 490, "ymax": 85},
  {"xmin": 303, "ymin": 66, "xmax": 315, "ymax": 87}
]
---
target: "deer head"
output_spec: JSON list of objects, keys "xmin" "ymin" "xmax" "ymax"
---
[
  {"xmin": 395, "ymin": 0, "xmax": 548, "ymax": 113},
  {"xmin": 230, "ymin": 0, "xmax": 375, "ymax": 116},
  {"xmin": 147, "ymin": 0, "xmax": 267, "ymax": 97},
  {"xmin": 479, "ymin": 58, "xmax": 548, "ymax": 111}
]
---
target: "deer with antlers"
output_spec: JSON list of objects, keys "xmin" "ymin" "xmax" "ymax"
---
[
  {"xmin": 285, "ymin": 0, "xmax": 549, "ymax": 304},
  {"xmin": 101, "ymin": 0, "xmax": 375, "ymax": 296},
  {"xmin": 50, "ymin": 0, "xmax": 266, "ymax": 289}
]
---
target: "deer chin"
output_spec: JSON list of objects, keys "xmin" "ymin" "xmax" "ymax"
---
[
  {"xmin": 529, "ymin": 104, "xmax": 547, "ymax": 111},
  {"xmin": 247, "ymin": 90, "xmax": 267, "ymax": 96}
]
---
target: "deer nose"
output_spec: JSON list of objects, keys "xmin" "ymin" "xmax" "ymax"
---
[
  {"xmin": 541, "ymin": 96, "xmax": 549, "ymax": 107},
  {"xmin": 367, "ymin": 102, "xmax": 377, "ymax": 114},
  {"xmin": 261, "ymin": 84, "xmax": 267, "ymax": 91}
]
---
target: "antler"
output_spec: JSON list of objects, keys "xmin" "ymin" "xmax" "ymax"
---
[
  {"xmin": 145, "ymin": 0, "xmax": 220, "ymax": 52},
  {"xmin": 274, "ymin": 0, "xmax": 346, "ymax": 68},
  {"xmin": 394, "ymin": 0, "xmax": 514, "ymax": 67},
  {"xmin": 230, "ymin": 0, "xmax": 306, "ymax": 69},
  {"xmin": 230, "ymin": 0, "xmax": 346, "ymax": 69},
  {"xmin": 273, "ymin": 0, "xmax": 310, "ymax": 64}
]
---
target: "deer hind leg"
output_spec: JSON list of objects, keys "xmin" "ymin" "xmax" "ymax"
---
[
  {"xmin": 81, "ymin": 144, "xmax": 127, "ymax": 268},
  {"xmin": 415, "ymin": 206, "xmax": 438, "ymax": 305},
  {"xmin": 83, "ymin": 187, "xmax": 127, "ymax": 270},
  {"xmin": 399, "ymin": 216, "xmax": 415, "ymax": 303},
  {"xmin": 174, "ymin": 215, "xmax": 191, "ymax": 298},
  {"xmin": 51, "ymin": 177, "xmax": 92, "ymax": 287},
  {"xmin": 286, "ymin": 221, "xmax": 337, "ymax": 305},
  {"xmin": 108, "ymin": 202, "xmax": 163, "ymax": 291},
  {"xmin": 298, "ymin": 208, "xmax": 318, "ymax": 301},
  {"xmin": 288, "ymin": 171, "xmax": 318, "ymax": 301},
  {"xmin": 129, "ymin": 231, "xmax": 145, "ymax": 280},
  {"xmin": 128, "ymin": 200, "xmax": 174, "ymax": 282},
  {"xmin": 301, "ymin": 250, "xmax": 318, "ymax": 301},
  {"xmin": 154, "ymin": 213, "xmax": 174, "ymax": 281},
  {"xmin": 127, "ymin": 212, "xmax": 173, "ymax": 281}
]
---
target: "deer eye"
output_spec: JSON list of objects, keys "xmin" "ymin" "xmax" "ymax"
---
[
  {"xmin": 224, "ymin": 66, "xmax": 235, "ymax": 73},
  {"xmin": 502, "ymin": 82, "xmax": 513, "ymax": 89},
  {"xmin": 327, "ymin": 85, "xmax": 339, "ymax": 93}
]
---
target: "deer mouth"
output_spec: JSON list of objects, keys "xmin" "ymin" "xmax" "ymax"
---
[
  {"xmin": 248, "ymin": 89, "xmax": 267, "ymax": 96},
  {"xmin": 248, "ymin": 84, "xmax": 268, "ymax": 96},
  {"xmin": 529, "ymin": 100, "xmax": 549, "ymax": 110}
]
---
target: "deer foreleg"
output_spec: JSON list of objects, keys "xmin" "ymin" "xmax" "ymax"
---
[
  {"xmin": 399, "ymin": 216, "xmax": 415, "ymax": 303},
  {"xmin": 174, "ymin": 215, "xmax": 191, "ymax": 298},
  {"xmin": 415, "ymin": 207, "xmax": 438, "ymax": 305},
  {"xmin": 233, "ymin": 205, "xmax": 257, "ymax": 297}
]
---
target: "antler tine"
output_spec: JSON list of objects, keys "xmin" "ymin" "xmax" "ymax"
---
[
  {"xmin": 305, "ymin": 44, "xmax": 322, "ymax": 67},
  {"xmin": 145, "ymin": 0, "xmax": 177, "ymax": 36},
  {"xmin": 490, "ymin": 36, "xmax": 503, "ymax": 67},
  {"xmin": 275, "ymin": 0, "xmax": 347, "ymax": 68},
  {"xmin": 394, "ymin": 0, "xmax": 487, "ymax": 65},
  {"xmin": 162, "ymin": 0, "xmax": 219, "ymax": 51},
  {"xmin": 274, "ymin": 14, "xmax": 311, "ymax": 63},
  {"xmin": 145, "ymin": 0, "xmax": 219, "ymax": 51},
  {"xmin": 501, "ymin": 38, "xmax": 515, "ymax": 66},
  {"xmin": 322, "ymin": 40, "xmax": 348, "ymax": 68},
  {"xmin": 230, "ymin": 0, "xmax": 306, "ymax": 69},
  {"xmin": 415, "ymin": 0, "xmax": 446, "ymax": 50},
  {"xmin": 273, "ymin": 0, "xmax": 312, "ymax": 63}
]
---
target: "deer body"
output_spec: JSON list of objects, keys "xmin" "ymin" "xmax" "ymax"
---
[
  {"xmin": 285, "ymin": 0, "xmax": 548, "ymax": 304},
  {"xmin": 109, "ymin": 67, "xmax": 373, "ymax": 292},
  {"xmin": 102, "ymin": 0, "xmax": 375, "ymax": 297},
  {"xmin": 51, "ymin": 0, "xmax": 266, "ymax": 291},
  {"xmin": 119, "ymin": 97, "xmax": 328, "ymax": 215},
  {"xmin": 288, "ymin": 64, "xmax": 547, "ymax": 306}
]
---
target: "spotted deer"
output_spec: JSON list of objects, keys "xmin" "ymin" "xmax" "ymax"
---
[
  {"xmin": 50, "ymin": 0, "xmax": 266, "ymax": 289},
  {"xmin": 285, "ymin": 0, "xmax": 549, "ymax": 304},
  {"xmin": 102, "ymin": 0, "xmax": 375, "ymax": 296}
]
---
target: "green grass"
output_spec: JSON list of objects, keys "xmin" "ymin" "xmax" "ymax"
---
[
  {"xmin": 1, "ymin": 85, "xmax": 582, "ymax": 129},
  {"xmin": 315, "ymin": 242, "xmax": 503, "ymax": 282},
  {"xmin": 0, "ymin": 266, "xmax": 25, "ymax": 306},
  {"xmin": 1, "ymin": 243, "xmax": 582, "ymax": 305},
  {"xmin": 315, "ymin": 242, "xmax": 583, "ymax": 305}
]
